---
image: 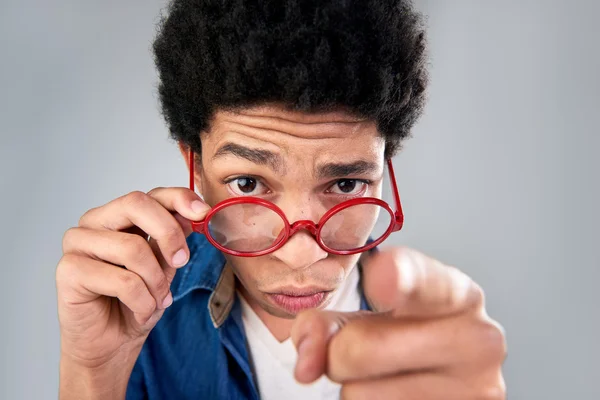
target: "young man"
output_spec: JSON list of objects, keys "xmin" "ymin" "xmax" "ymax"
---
[{"xmin": 56, "ymin": 1, "xmax": 506, "ymax": 399}]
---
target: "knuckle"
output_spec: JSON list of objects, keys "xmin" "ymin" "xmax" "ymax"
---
[
  {"xmin": 469, "ymin": 279, "xmax": 485, "ymax": 308},
  {"xmin": 153, "ymin": 273, "xmax": 170, "ymax": 297},
  {"xmin": 78, "ymin": 207, "xmax": 97, "ymax": 227},
  {"xmin": 447, "ymin": 266, "xmax": 484, "ymax": 310},
  {"xmin": 159, "ymin": 221, "xmax": 183, "ymax": 244},
  {"xmin": 481, "ymin": 383, "xmax": 506, "ymax": 400},
  {"xmin": 123, "ymin": 190, "xmax": 150, "ymax": 207},
  {"xmin": 118, "ymin": 272, "xmax": 156, "ymax": 314},
  {"xmin": 120, "ymin": 234, "xmax": 152, "ymax": 262},
  {"xmin": 117, "ymin": 234, "xmax": 168, "ymax": 297},
  {"xmin": 292, "ymin": 310, "xmax": 331, "ymax": 346},
  {"xmin": 473, "ymin": 317, "xmax": 507, "ymax": 366},
  {"xmin": 56, "ymin": 254, "xmax": 87, "ymax": 293},
  {"xmin": 329, "ymin": 323, "xmax": 372, "ymax": 379},
  {"xmin": 118, "ymin": 271, "xmax": 146, "ymax": 297},
  {"xmin": 56, "ymin": 253, "xmax": 78, "ymax": 281},
  {"xmin": 474, "ymin": 375, "xmax": 506, "ymax": 400},
  {"xmin": 61, "ymin": 227, "xmax": 79, "ymax": 252},
  {"xmin": 295, "ymin": 309, "xmax": 322, "ymax": 331},
  {"xmin": 146, "ymin": 187, "xmax": 165, "ymax": 197},
  {"xmin": 139, "ymin": 296, "xmax": 157, "ymax": 315}
]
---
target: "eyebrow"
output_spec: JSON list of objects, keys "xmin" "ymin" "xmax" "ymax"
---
[
  {"xmin": 212, "ymin": 142, "xmax": 284, "ymax": 173},
  {"xmin": 317, "ymin": 161, "xmax": 379, "ymax": 179}
]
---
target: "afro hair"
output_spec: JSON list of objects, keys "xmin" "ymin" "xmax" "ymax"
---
[{"xmin": 153, "ymin": 0, "xmax": 428, "ymax": 159}]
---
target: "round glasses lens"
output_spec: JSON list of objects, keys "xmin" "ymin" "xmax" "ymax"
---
[
  {"xmin": 320, "ymin": 203, "xmax": 393, "ymax": 251},
  {"xmin": 208, "ymin": 202, "xmax": 286, "ymax": 253}
]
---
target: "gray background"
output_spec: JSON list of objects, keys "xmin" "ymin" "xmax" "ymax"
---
[{"xmin": 1, "ymin": 0, "xmax": 598, "ymax": 399}]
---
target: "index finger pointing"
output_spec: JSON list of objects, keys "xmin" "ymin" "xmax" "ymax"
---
[{"xmin": 326, "ymin": 310, "xmax": 505, "ymax": 382}]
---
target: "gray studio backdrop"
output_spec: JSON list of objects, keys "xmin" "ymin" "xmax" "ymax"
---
[{"xmin": 1, "ymin": 1, "xmax": 598, "ymax": 399}]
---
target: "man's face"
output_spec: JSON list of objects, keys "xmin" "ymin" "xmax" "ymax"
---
[{"xmin": 189, "ymin": 104, "xmax": 385, "ymax": 319}]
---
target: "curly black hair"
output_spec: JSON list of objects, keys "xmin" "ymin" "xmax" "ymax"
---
[{"xmin": 153, "ymin": 0, "xmax": 428, "ymax": 159}]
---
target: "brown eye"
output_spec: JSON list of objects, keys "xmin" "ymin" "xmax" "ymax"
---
[
  {"xmin": 236, "ymin": 177, "xmax": 256, "ymax": 193},
  {"xmin": 226, "ymin": 176, "xmax": 269, "ymax": 196},
  {"xmin": 328, "ymin": 179, "xmax": 368, "ymax": 196},
  {"xmin": 336, "ymin": 180, "xmax": 357, "ymax": 193}
]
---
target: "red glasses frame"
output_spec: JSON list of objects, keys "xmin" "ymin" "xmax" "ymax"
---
[{"xmin": 188, "ymin": 149, "xmax": 404, "ymax": 257}]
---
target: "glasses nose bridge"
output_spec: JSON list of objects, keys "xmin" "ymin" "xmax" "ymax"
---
[{"xmin": 289, "ymin": 219, "xmax": 319, "ymax": 237}]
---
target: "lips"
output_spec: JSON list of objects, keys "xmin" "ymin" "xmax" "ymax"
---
[{"xmin": 265, "ymin": 288, "xmax": 331, "ymax": 314}]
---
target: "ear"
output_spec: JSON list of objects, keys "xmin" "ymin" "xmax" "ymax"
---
[{"xmin": 178, "ymin": 142, "xmax": 204, "ymax": 198}]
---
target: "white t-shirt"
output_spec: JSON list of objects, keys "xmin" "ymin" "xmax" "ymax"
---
[{"xmin": 238, "ymin": 266, "xmax": 361, "ymax": 400}]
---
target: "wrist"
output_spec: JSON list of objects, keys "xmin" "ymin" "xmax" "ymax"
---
[{"xmin": 59, "ymin": 343, "xmax": 143, "ymax": 400}]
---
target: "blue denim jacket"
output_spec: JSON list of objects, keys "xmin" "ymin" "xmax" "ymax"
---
[{"xmin": 126, "ymin": 233, "xmax": 372, "ymax": 400}]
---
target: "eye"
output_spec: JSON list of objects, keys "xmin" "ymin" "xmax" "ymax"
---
[
  {"xmin": 226, "ymin": 177, "xmax": 269, "ymax": 196},
  {"xmin": 328, "ymin": 179, "xmax": 369, "ymax": 196}
]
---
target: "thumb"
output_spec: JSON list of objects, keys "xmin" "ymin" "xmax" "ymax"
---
[
  {"xmin": 290, "ymin": 309, "xmax": 370, "ymax": 384},
  {"xmin": 362, "ymin": 246, "xmax": 480, "ymax": 316}
]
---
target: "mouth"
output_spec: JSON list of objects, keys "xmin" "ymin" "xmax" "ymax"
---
[{"xmin": 265, "ymin": 287, "xmax": 332, "ymax": 314}]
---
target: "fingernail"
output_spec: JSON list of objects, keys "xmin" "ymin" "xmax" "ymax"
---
[
  {"xmin": 172, "ymin": 249, "xmax": 188, "ymax": 267},
  {"xmin": 162, "ymin": 292, "xmax": 173, "ymax": 309},
  {"xmin": 191, "ymin": 200, "xmax": 209, "ymax": 214}
]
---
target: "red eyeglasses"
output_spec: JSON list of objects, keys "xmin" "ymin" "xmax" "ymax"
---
[{"xmin": 188, "ymin": 150, "xmax": 404, "ymax": 257}]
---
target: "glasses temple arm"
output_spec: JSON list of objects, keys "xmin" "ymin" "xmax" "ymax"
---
[
  {"xmin": 386, "ymin": 159, "xmax": 404, "ymax": 223},
  {"xmin": 189, "ymin": 149, "xmax": 195, "ymax": 192}
]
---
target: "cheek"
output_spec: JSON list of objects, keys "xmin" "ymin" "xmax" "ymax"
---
[
  {"xmin": 224, "ymin": 255, "xmax": 269, "ymax": 293},
  {"xmin": 335, "ymin": 253, "xmax": 362, "ymax": 272},
  {"xmin": 225, "ymin": 255, "xmax": 254, "ymax": 278}
]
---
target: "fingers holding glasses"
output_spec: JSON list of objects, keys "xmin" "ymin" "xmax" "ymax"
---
[
  {"xmin": 146, "ymin": 187, "xmax": 210, "ymax": 237},
  {"xmin": 64, "ymin": 188, "xmax": 210, "ymax": 310},
  {"xmin": 78, "ymin": 188, "xmax": 210, "ymax": 269},
  {"xmin": 145, "ymin": 188, "xmax": 211, "ymax": 283}
]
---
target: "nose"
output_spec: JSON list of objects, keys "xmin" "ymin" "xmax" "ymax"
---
[
  {"xmin": 271, "ymin": 230, "xmax": 328, "ymax": 270},
  {"xmin": 271, "ymin": 197, "xmax": 328, "ymax": 270}
]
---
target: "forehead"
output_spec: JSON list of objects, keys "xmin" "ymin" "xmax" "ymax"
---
[{"xmin": 201, "ymin": 104, "xmax": 385, "ymax": 164}]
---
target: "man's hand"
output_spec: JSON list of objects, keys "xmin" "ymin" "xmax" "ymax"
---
[
  {"xmin": 291, "ymin": 247, "xmax": 506, "ymax": 400},
  {"xmin": 56, "ymin": 188, "xmax": 209, "ymax": 399}
]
